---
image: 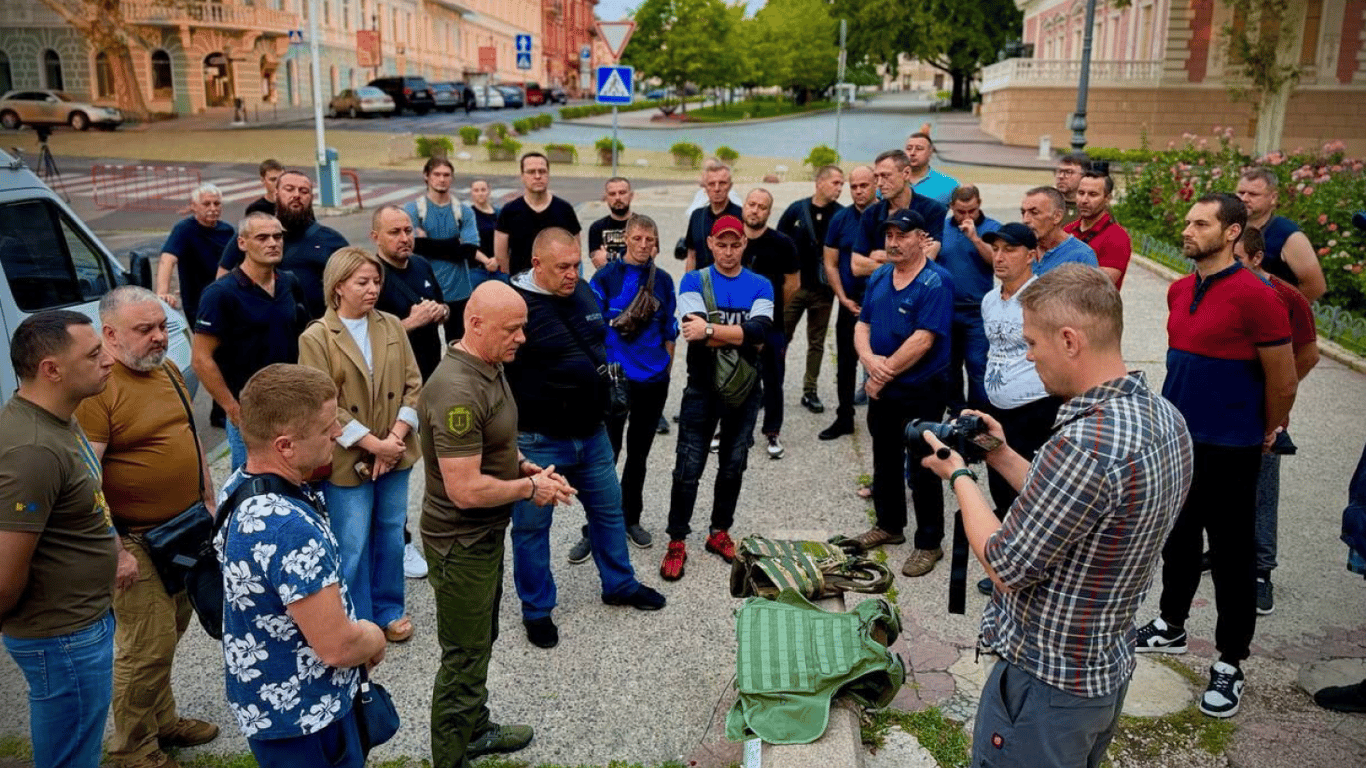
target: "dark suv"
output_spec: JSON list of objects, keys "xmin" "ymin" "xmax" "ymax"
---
[{"xmin": 367, "ymin": 76, "xmax": 436, "ymax": 115}]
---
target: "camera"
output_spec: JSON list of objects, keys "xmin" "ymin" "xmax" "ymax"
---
[{"xmin": 905, "ymin": 415, "xmax": 1002, "ymax": 464}]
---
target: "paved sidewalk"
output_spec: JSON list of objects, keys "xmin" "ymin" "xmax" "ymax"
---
[{"xmin": 0, "ymin": 182, "xmax": 1362, "ymax": 768}]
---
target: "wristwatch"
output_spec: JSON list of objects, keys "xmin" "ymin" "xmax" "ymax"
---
[{"xmin": 704, "ymin": 323, "xmax": 715, "ymax": 338}]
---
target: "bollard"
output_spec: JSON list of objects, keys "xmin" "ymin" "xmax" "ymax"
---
[
  {"xmin": 1038, "ymin": 134, "xmax": 1052, "ymax": 161},
  {"xmin": 317, "ymin": 147, "xmax": 342, "ymax": 208}
]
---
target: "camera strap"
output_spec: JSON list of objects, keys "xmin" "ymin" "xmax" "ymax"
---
[{"xmin": 948, "ymin": 511, "xmax": 969, "ymax": 615}]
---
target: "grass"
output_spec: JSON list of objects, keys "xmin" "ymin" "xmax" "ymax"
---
[
  {"xmin": 1100, "ymin": 655, "xmax": 1236, "ymax": 766},
  {"xmin": 683, "ymin": 98, "xmax": 835, "ymax": 124},
  {"xmin": 861, "ymin": 707, "xmax": 971, "ymax": 768},
  {"xmin": 0, "ymin": 737, "xmax": 31, "ymax": 760}
]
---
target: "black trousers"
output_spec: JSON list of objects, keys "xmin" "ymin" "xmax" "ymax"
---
[
  {"xmin": 986, "ymin": 396, "xmax": 1065, "ymax": 519},
  {"xmin": 868, "ymin": 379, "xmax": 948, "ymax": 548},
  {"xmin": 833, "ymin": 304, "xmax": 858, "ymax": 421},
  {"xmin": 1159, "ymin": 441, "xmax": 1262, "ymax": 665},
  {"xmin": 759, "ymin": 333, "xmax": 786, "ymax": 436},
  {"xmin": 603, "ymin": 377, "xmax": 670, "ymax": 527}
]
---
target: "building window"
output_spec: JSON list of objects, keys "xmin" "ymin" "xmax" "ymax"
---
[
  {"xmin": 0, "ymin": 51, "xmax": 11, "ymax": 94},
  {"xmin": 94, "ymin": 52, "xmax": 114, "ymax": 97},
  {"xmin": 151, "ymin": 50, "xmax": 174, "ymax": 94},
  {"xmin": 42, "ymin": 50, "xmax": 64, "ymax": 90}
]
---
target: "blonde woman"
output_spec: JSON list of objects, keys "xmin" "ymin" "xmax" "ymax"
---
[{"xmin": 299, "ymin": 246, "xmax": 422, "ymax": 642}]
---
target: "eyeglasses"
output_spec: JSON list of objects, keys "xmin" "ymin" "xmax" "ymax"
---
[{"xmin": 1055, "ymin": 168, "xmax": 1080, "ymax": 177}]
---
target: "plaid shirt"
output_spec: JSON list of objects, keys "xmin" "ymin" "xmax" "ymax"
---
[{"xmin": 981, "ymin": 371, "xmax": 1193, "ymax": 697}]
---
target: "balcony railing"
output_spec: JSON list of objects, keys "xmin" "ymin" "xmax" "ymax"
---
[
  {"xmin": 121, "ymin": 1, "xmax": 299, "ymax": 35},
  {"xmin": 980, "ymin": 58, "xmax": 1163, "ymax": 93}
]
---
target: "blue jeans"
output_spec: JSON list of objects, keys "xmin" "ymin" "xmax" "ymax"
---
[
  {"xmin": 1254, "ymin": 452, "xmax": 1280, "ymax": 575},
  {"xmin": 226, "ymin": 420, "xmax": 247, "ymax": 472},
  {"xmin": 949, "ymin": 306, "xmax": 989, "ymax": 414},
  {"xmin": 666, "ymin": 384, "xmax": 763, "ymax": 541},
  {"xmin": 248, "ymin": 705, "xmax": 363, "ymax": 768},
  {"xmin": 4, "ymin": 611, "xmax": 115, "ymax": 768},
  {"xmin": 512, "ymin": 428, "xmax": 641, "ymax": 620},
  {"xmin": 323, "ymin": 467, "xmax": 411, "ymax": 626}
]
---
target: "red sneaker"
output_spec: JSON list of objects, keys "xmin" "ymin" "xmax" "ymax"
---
[
  {"xmin": 705, "ymin": 530, "xmax": 736, "ymax": 563},
  {"xmin": 660, "ymin": 540, "xmax": 687, "ymax": 581}
]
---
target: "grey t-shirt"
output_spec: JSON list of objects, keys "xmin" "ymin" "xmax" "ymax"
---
[{"xmin": 982, "ymin": 277, "xmax": 1049, "ymax": 410}]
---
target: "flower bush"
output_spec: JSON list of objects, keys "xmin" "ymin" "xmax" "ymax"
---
[{"xmin": 1109, "ymin": 130, "xmax": 1366, "ymax": 315}]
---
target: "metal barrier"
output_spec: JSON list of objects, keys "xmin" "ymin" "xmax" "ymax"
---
[
  {"xmin": 340, "ymin": 169, "xmax": 362, "ymax": 209},
  {"xmin": 91, "ymin": 164, "xmax": 202, "ymax": 211}
]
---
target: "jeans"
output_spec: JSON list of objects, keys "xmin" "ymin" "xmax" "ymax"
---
[
  {"xmin": 667, "ymin": 384, "xmax": 763, "ymax": 541},
  {"xmin": 782, "ymin": 286, "xmax": 834, "ymax": 395},
  {"xmin": 833, "ymin": 304, "xmax": 858, "ymax": 421},
  {"xmin": 247, "ymin": 705, "xmax": 363, "ymax": 768},
  {"xmin": 949, "ymin": 306, "xmax": 990, "ymax": 414},
  {"xmin": 986, "ymin": 397, "xmax": 1064, "ymax": 520},
  {"xmin": 323, "ymin": 467, "xmax": 411, "ymax": 626},
  {"xmin": 1254, "ymin": 452, "xmax": 1281, "ymax": 576},
  {"xmin": 868, "ymin": 379, "xmax": 947, "ymax": 548},
  {"xmin": 972, "ymin": 660, "xmax": 1127, "ymax": 768},
  {"xmin": 226, "ymin": 420, "xmax": 247, "ymax": 472},
  {"xmin": 4, "ymin": 610, "xmax": 115, "ymax": 768},
  {"xmin": 759, "ymin": 333, "xmax": 786, "ymax": 436},
  {"xmin": 604, "ymin": 377, "xmax": 671, "ymax": 528},
  {"xmin": 1158, "ymin": 441, "xmax": 1261, "ymax": 665},
  {"xmin": 110, "ymin": 536, "xmax": 194, "ymax": 764},
  {"xmin": 512, "ymin": 428, "xmax": 640, "ymax": 620},
  {"xmin": 428, "ymin": 535, "xmax": 502, "ymax": 768}
]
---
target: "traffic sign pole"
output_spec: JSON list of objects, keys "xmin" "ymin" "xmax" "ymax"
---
[{"xmin": 612, "ymin": 106, "xmax": 619, "ymax": 176}]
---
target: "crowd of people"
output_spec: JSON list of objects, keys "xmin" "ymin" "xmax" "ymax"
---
[{"xmin": 0, "ymin": 132, "xmax": 1360, "ymax": 768}]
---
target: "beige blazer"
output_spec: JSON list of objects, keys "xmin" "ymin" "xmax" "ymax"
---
[{"xmin": 298, "ymin": 308, "xmax": 422, "ymax": 486}]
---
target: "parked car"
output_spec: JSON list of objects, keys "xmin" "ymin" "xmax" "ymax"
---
[
  {"xmin": 645, "ymin": 88, "xmax": 670, "ymax": 101},
  {"xmin": 430, "ymin": 81, "xmax": 467, "ymax": 113},
  {"xmin": 494, "ymin": 85, "xmax": 524, "ymax": 109},
  {"xmin": 0, "ymin": 90, "xmax": 123, "ymax": 131},
  {"xmin": 328, "ymin": 86, "xmax": 395, "ymax": 118},
  {"xmin": 545, "ymin": 86, "xmax": 569, "ymax": 105},
  {"xmin": 0, "ymin": 146, "xmax": 196, "ymax": 400},
  {"xmin": 366, "ymin": 76, "xmax": 436, "ymax": 115},
  {"xmin": 432, "ymin": 82, "xmax": 474, "ymax": 113},
  {"xmin": 470, "ymin": 85, "xmax": 504, "ymax": 110},
  {"xmin": 523, "ymin": 81, "xmax": 546, "ymax": 106}
]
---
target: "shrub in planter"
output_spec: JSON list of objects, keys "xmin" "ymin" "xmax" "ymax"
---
[
  {"xmin": 458, "ymin": 125, "xmax": 482, "ymax": 146},
  {"xmin": 486, "ymin": 136, "xmax": 523, "ymax": 162},
  {"xmin": 544, "ymin": 143, "xmax": 577, "ymax": 164},
  {"xmin": 804, "ymin": 144, "xmax": 839, "ymax": 170},
  {"xmin": 536, "ymin": 113, "xmax": 553, "ymax": 129},
  {"xmin": 512, "ymin": 117, "xmax": 532, "ymax": 135},
  {"xmin": 416, "ymin": 135, "xmax": 454, "ymax": 159},
  {"xmin": 715, "ymin": 145, "xmax": 739, "ymax": 165},
  {"xmin": 671, "ymin": 141, "xmax": 703, "ymax": 168},
  {"xmin": 595, "ymin": 136, "xmax": 625, "ymax": 166},
  {"xmin": 485, "ymin": 122, "xmax": 510, "ymax": 142}
]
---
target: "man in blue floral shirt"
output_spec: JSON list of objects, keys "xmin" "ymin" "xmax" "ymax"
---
[{"xmin": 215, "ymin": 364, "xmax": 388, "ymax": 768}]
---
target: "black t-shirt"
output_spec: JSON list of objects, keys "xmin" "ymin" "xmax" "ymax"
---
[
  {"xmin": 496, "ymin": 196, "xmax": 581, "ymax": 276},
  {"xmin": 375, "ymin": 254, "xmax": 445, "ymax": 382},
  {"xmin": 244, "ymin": 197, "xmax": 275, "ymax": 217},
  {"xmin": 194, "ymin": 269, "xmax": 307, "ymax": 398},
  {"xmin": 160, "ymin": 216, "xmax": 236, "ymax": 321},
  {"xmin": 777, "ymin": 197, "xmax": 841, "ymax": 289},
  {"xmin": 588, "ymin": 215, "xmax": 630, "ymax": 263},
  {"xmin": 743, "ymin": 229, "xmax": 799, "ymax": 324},
  {"xmin": 218, "ymin": 221, "xmax": 350, "ymax": 320},
  {"xmin": 473, "ymin": 206, "xmax": 498, "ymax": 260},
  {"xmin": 685, "ymin": 202, "xmax": 743, "ymax": 270}
]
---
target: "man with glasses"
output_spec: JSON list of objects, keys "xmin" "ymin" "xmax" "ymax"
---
[
  {"xmin": 495, "ymin": 152, "xmax": 581, "ymax": 276},
  {"xmin": 1054, "ymin": 152, "xmax": 1091, "ymax": 225}
]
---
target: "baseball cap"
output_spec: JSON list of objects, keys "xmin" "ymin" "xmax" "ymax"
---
[
  {"xmin": 710, "ymin": 215, "xmax": 744, "ymax": 238},
  {"xmin": 881, "ymin": 209, "xmax": 927, "ymax": 233},
  {"xmin": 982, "ymin": 222, "xmax": 1039, "ymax": 250}
]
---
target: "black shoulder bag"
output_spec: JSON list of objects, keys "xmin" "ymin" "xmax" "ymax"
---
[
  {"xmin": 700, "ymin": 268, "xmax": 759, "ymax": 408},
  {"xmin": 607, "ymin": 260, "xmax": 662, "ymax": 342}
]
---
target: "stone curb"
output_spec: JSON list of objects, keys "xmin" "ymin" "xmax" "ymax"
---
[{"xmin": 563, "ymin": 105, "xmax": 842, "ymax": 131}]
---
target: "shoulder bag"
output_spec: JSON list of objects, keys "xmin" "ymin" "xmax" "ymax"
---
[
  {"xmin": 607, "ymin": 260, "xmax": 662, "ymax": 342},
  {"xmin": 552, "ymin": 294, "xmax": 630, "ymax": 419},
  {"xmin": 700, "ymin": 268, "xmax": 759, "ymax": 408},
  {"xmin": 354, "ymin": 665, "xmax": 401, "ymax": 756}
]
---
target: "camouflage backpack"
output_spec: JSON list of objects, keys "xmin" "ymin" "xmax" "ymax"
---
[{"xmin": 728, "ymin": 535, "xmax": 894, "ymax": 600}]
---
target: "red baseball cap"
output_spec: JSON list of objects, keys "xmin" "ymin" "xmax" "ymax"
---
[{"xmin": 710, "ymin": 215, "xmax": 744, "ymax": 238}]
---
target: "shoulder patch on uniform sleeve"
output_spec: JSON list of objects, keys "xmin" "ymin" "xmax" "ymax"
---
[{"xmin": 446, "ymin": 406, "xmax": 473, "ymax": 436}]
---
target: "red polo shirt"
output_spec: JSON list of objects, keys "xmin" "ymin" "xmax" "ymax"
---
[{"xmin": 1065, "ymin": 212, "xmax": 1132, "ymax": 289}]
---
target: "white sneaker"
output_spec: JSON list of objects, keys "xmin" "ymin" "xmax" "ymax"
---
[
  {"xmin": 404, "ymin": 542, "xmax": 428, "ymax": 579},
  {"xmin": 766, "ymin": 434, "xmax": 785, "ymax": 459},
  {"xmin": 1199, "ymin": 661, "xmax": 1245, "ymax": 718}
]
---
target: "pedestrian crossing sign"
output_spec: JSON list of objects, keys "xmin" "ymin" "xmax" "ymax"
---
[
  {"xmin": 516, "ymin": 51, "xmax": 532, "ymax": 70},
  {"xmin": 288, "ymin": 29, "xmax": 304, "ymax": 45},
  {"xmin": 596, "ymin": 66, "xmax": 633, "ymax": 106}
]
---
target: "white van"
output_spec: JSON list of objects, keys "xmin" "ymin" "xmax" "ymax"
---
[{"xmin": 0, "ymin": 147, "xmax": 196, "ymax": 399}]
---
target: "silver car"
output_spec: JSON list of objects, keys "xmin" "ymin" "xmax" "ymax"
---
[
  {"xmin": 328, "ymin": 86, "xmax": 396, "ymax": 118},
  {"xmin": 0, "ymin": 89, "xmax": 124, "ymax": 131}
]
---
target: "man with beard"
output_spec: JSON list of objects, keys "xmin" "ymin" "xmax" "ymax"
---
[
  {"xmin": 195, "ymin": 213, "xmax": 309, "ymax": 470},
  {"xmin": 1064, "ymin": 172, "xmax": 1132, "ymax": 289},
  {"xmin": 933, "ymin": 184, "xmax": 1000, "ymax": 413},
  {"xmin": 684, "ymin": 162, "xmax": 743, "ymax": 272},
  {"xmin": 404, "ymin": 157, "xmax": 490, "ymax": 342},
  {"xmin": 740, "ymin": 189, "xmax": 799, "ymax": 460},
  {"xmin": 588, "ymin": 177, "xmax": 633, "ymax": 269},
  {"xmin": 371, "ymin": 205, "xmax": 449, "ymax": 381},
  {"xmin": 819, "ymin": 165, "xmax": 877, "ymax": 438},
  {"xmin": 217, "ymin": 170, "xmax": 348, "ymax": 319},
  {"xmin": 495, "ymin": 153, "xmax": 581, "ymax": 276},
  {"xmin": 76, "ymin": 287, "xmax": 220, "ymax": 768},
  {"xmin": 155, "ymin": 184, "xmax": 235, "ymax": 324},
  {"xmin": 1135, "ymin": 194, "xmax": 1298, "ymax": 719},
  {"xmin": 776, "ymin": 165, "xmax": 843, "ymax": 416}
]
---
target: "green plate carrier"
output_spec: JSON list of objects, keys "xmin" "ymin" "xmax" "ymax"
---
[{"xmin": 729, "ymin": 535, "xmax": 895, "ymax": 600}]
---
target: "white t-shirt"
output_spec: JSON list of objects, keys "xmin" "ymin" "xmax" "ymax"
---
[
  {"xmin": 981, "ymin": 277, "xmax": 1048, "ymax": 409},
  {"xmin": 340, "ymin": 315, "xmax": 374, "ymax": 374}
]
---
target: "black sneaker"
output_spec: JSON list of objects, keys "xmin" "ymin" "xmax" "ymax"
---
[
  {"xmin": 468, "ymin": 723, "xmax": 534, "ymax": 757},
  {"xmin": 818, "ymin": 418, "xmax": 854, "ymax": 440},
  {"xmin": 1256, "ymin": 577, "xmax": 1275, "ymax": 615},
  {"xmin": 1314, "ymin": 679, "xmax": 1366, "ymax": 713},
  {"xmin": 1200, "ymin": 661, "xmax": 1245, "ymax": 718},
  {"xmin": 567, "ymin": 536, "xmax": 592, "ymax": 564},
  {"xmin": 626, "ymin": 524, "xmax": 653, "ymax": 548},
  {"xmin": 602, "ymin": 583, "xmax": 667, "ymax": 611},
  {"xmin": 523, "ymin": 617, "xmax": 559, "ymax": 648},
  {"xmin": 801, "ymin": 392, "xmax": 825, "ymax": 414},
  {"xmin": 656, "ymin": 415, "xmax": 670, "ymax": 435},
  {"xmin": 1134, "ymin": 618, "xmax": 1188, "ymax": 654}
]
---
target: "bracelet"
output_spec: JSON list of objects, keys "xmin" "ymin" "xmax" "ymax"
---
[
  {"xmin": 949, "ymin": 468, "xmax": 978, "ymax": 486},
  {"xmin": 526, "ymin": 476, "xmax": 538, "ymax": 501}
]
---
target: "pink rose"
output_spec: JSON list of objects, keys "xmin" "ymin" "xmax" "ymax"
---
[
  {"xmin": 1319, "ymin": 214, "xmax": 1329, "ymax": 225},
  {"xmin": 1329, "ymin": 223, "xmax": 1338, "ymax": 232},
  {"xmin": 1304, "ymin": 186, "xmax": 1314, "ymax": 195}
]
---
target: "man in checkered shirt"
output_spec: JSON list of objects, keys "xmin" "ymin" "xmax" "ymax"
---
[{"xmin": 920, "ymin": 264, "xmax": 1194, "ymax": 768}]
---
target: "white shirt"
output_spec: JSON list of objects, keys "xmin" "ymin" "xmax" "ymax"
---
[{"xmin": 981, "ymin": 277, "xmax": 1049, "ymax": 409}]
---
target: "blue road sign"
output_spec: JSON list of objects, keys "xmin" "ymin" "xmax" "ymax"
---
[
  {"xmin": 516, "ymin": 51, "xmax": 532, "ymax": 70},
  {"xmin": 516, "ymin": 34, "xmax": 532, "ymax": 54},
  {"xmin": 288, "ymin": 29, "xmax": 304, "ymax": 45},
  {"xmin": 595, "ymin": 66, "xmax": 633, "ymax": 106},
  {"xmin": 580, "ymin": 45, "xmax": 592, "ymax": 60}
]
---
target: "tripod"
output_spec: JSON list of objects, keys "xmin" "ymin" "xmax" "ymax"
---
[{"xmin": 34, "ymin": 126, "xmax": 68, "ymax": 201}]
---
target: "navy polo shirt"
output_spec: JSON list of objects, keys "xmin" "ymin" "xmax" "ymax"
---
[
  {"xmin": 937, "ymin": 214, "xmax": 1000, "ymax": 307},
  {"xmin": 160, "ymin": 216, "xmax": 235, "ymax": 321},
  {"xmin": 825, "ymin": 204, "xmax": 868, "ymax": 301},
  {"xmin": 1163, "ymin": 262, "xmax": 1291, "ymax": 447},
  {"xmin": 858, "ymin": 260, "xmax": 955, "ymax": 394},
  {"xmin": 851, "ymin": 195, "xmax": 948, "ymax": 259},
  {"xmin": 194, "ymin": 268, "xmax": 307, "ymax": 398},
  {"xmin": 218, "ymin": 221, "xmax": 350, "ymax": 319}
]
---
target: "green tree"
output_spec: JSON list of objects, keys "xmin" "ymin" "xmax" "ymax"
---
[
  {"xmin": 753, "ymin": 0, "xmax": 839, "ymax": 100},
  {"xmin": 1221, "ymin": 0, "xmax": 1307, "ymax": 155},
  {"xmin": 624, "ymin": 0, "xmax": 734, "ymax": 113}
]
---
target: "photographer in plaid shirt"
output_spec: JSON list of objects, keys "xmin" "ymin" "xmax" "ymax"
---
[{"xmin": 920, "ymin": 264, "xmax": 1194, "ymax": 768}]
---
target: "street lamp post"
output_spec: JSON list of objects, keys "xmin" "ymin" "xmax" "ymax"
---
[{"xmin": 1069, "ymin": 0, "xmax": 1098, "ymax": 152}]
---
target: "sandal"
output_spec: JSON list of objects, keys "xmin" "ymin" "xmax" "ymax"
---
[{"xmin": 384, "ymin": 616, "xmax": 414, "ymax": 643}]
